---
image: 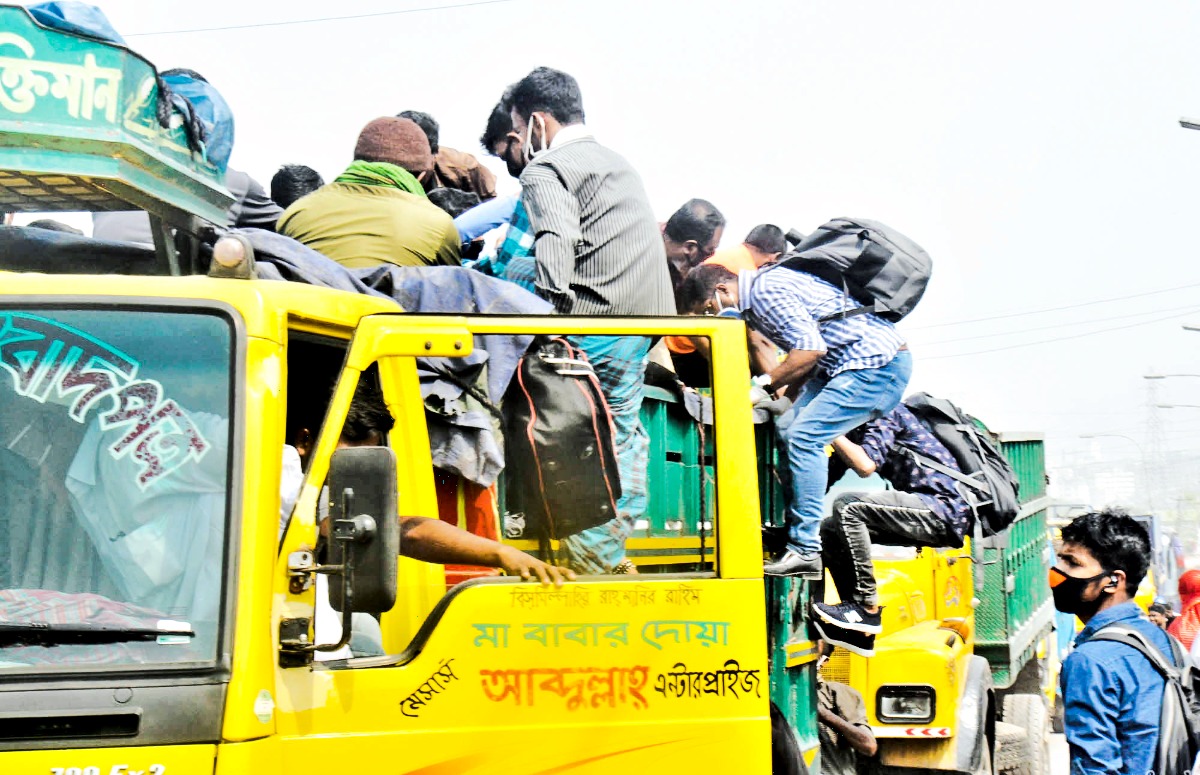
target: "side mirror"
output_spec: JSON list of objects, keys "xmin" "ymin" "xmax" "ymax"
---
[{"xmin": 327, "ymin": 446, "xmax": 399, "ymax": 614}]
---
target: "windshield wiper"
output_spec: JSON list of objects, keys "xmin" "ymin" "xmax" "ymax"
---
[{"xmin": 0, "ymin": 621, "xmax": 195, "ymax": 647}]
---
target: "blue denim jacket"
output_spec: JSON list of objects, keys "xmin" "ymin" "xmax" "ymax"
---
[{"xmin": 1062, "ymin": 601, "xmax": 1173, "ymax": 774}]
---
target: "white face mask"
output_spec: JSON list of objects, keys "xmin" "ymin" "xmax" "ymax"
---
[
  {"xmin": 711, "ymin": 290, "xmax": 742, "ymax": 320},
  {"xmin": 522, "ymin": 113, "xmax": 548, "ymax": 164}
]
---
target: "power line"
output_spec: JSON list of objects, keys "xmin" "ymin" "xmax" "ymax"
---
[
  {"xmin": 923, "ymin": 307, "xmax": 1200, "ymax": 361},
  {"xmin": 917, "ymin": 303, "xmax": 1200, "ymax": 347},
  {"xmin": 125, "ymin": 0, "xmax": 527, "ymax": 37},
  {"xmin": 908, "ymin": 281, "xmax": 1200, "ymax": 331}
]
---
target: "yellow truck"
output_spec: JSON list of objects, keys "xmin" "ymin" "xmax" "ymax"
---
[{"xmin": 0, "ymin": 7, "xmax": 823, "ymax": 772}]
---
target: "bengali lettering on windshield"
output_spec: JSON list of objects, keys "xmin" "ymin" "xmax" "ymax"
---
[{"xmin": 0, "ymin": 308, "xmax": 233, "ymax": 671}]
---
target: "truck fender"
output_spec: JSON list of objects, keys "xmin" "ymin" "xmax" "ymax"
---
[{"xmin": 954, "ymin": 655, "xmax": 996, "ymax": 774}]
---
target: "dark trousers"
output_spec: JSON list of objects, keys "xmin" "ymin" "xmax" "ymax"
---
[{"xmin": 820, "ymin": 490, "xmax": 960, "ymax": 607}]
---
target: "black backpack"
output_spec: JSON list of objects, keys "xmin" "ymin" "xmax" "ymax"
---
[
  {"xmin": 778, "ymin": 217, "xmax": 932, "ymax": 322},
  {"xmin": 1089, "ymin": 624, "xmax": 1200, "ymax": 775},
  {"xmin": 502, "ymin": 337, "xmax": 622, "ymax": 546},
  {"xmin": 903, "ymin": 393, "xmax": 1021, "ymax": 537}
]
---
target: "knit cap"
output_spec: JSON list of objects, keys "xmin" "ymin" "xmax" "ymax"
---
[{"xmin": 353, "ymin": 117, "xmax": 434, "ymax": 175}]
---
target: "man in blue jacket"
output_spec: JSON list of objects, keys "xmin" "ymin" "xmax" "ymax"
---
[{"xmin": 1055, "ymin": 510, "xmax": 1171, "ymax": 774}]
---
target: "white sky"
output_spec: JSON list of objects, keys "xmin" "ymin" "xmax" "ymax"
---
[{"xmin": 67, "ymin": 1, "xmax": 1200, "ymax": 497}]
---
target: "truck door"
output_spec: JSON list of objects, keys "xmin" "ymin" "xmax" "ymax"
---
[{"xmin": 273, "ymin": 314, "xmax": 774, "ymax": 774}]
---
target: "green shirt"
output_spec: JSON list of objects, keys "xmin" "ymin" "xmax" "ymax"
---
[{"xmin": 279, "ymin": 182, "xmax": 460, "ymax": 268}]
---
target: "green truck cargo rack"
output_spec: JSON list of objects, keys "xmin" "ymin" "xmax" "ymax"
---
[{"xmin": 0, "ymin": 5, "xmax": 233, "ymax": 272}]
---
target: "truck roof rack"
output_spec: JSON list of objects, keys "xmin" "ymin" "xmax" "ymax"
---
[{"xmin": 0, "ymin": 4, "xmax": 233, "ymax": 274}]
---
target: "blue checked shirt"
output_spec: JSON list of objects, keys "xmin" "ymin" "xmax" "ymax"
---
[
  {"xmin": 494, "ymin": 198, "xmax": 535, "ymax": 275},
  {"xmin": 854, "ymin": 405, "xmax": 973, "ymax": 542},
  {"xmin": 738, "ymin": 268, "xmax": 905, "ymax": 378}
]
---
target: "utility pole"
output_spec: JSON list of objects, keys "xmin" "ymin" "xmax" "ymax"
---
[{"xmin": 1144, "ymin": 377, "xmax": 1164, "ymax": 513}]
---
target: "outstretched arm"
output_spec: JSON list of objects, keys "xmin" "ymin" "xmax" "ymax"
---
[
  {"xmin": 399, "ymin": 516, "xmax": 575, "ymax": 586},
  {"xmin": 818, "ymin": 705, "xmax": 877, "ymax": 756}
]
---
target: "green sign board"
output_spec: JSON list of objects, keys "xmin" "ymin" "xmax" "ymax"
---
[{"xmin": 0, "ymin": 5, "xmax": 231, "ymax": 224}]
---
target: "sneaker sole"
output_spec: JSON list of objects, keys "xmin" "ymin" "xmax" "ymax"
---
[
  {"xmin": 814, "ymin": 620, "xmax": 876, "ymax": 658},
  {"xmin": 813, "ymin": 604, "xmax": 883, "ymax": 634}
]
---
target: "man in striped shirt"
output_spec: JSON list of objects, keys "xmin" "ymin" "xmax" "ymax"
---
[
  {"xmin": 679, "ymin": 264, "xmax": 912, "ymax": 579},
  {"xmin": 508, "ymin": 67, "xmax": 674, "ymax": 574}
]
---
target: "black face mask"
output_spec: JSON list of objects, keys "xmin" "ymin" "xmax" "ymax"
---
[{"xmin": 1049, "ymin": 566, "xmax": 1115, "ymax": 617}]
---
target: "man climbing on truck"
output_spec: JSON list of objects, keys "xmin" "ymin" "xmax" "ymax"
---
[
  {"xmin": 812, "ymin": 404, "xmax": 973, "ymax": 656},
  {"xmin": 677, "ymin": 263, "xmax": 911, "ymax": 579}
]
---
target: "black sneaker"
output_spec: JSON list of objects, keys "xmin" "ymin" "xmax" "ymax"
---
[
  {"xmin": 812, "ymin": 601, "xmax": 883, "ymax": 634},
  {"xmin": 814, "ymin": 619, "xmax": 876, "ymax": 658}
]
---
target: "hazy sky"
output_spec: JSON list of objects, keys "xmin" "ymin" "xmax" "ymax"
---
[{"xmin": 68, "ymin": 1, "xmax": 1200, "ymax": 487}]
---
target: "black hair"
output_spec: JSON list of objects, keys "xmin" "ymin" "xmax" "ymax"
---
[
  {"xmin": 1149, "ymin": 602, "xmax": 1174, "ymax": 617},
  {"xmin": 161, "ymin": 67, "xmax": 207, "ymax": 83},
  {"xmin": 676, "ymin": 264, "xmax": 736, "ymax": 314},
  {"xmin": 1060, "ymin": 510, "xmax": 1151, "ymax": 595},
  {"xmin": 397, "ymin": 110, "xmax": 439, "ymax": 154},
  {"xmin": 744, "ymin": 223, "xmax": 787, "ymax": 255},
  {"xmin": 480, "ymin": 86, "xmax": 516, "ymax": 154},
  {"xmin": 509, "ymin": 67, "xmax": 585, "ymax": 125},
  {"xmin": 270, "ymin": 164, "xmax": 325, "ymax": 210},
  {"xmin": 342, "ymin": 377, "xmax": 395, "ymax": 444},
  {"xmin": 664, "ymin": 199, "xmax": 725, "ymax": 246},
  {"xmin": 25, "ymin": 219, "xmax": 82, "ymax": 235},
  {"xmin": 427, "ymin": 187, "xmax": 481, "ymax": 218}
]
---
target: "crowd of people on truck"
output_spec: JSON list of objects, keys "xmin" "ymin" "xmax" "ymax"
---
[
  {"xmin": 22, "ymin": 61, "xmax": 958, "ymax": 655},
  {"xmin": 29, "ymin": 54, "xmax": 1196, "ymax": 774}
]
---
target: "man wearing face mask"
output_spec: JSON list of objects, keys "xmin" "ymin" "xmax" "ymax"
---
[
  {"xmin": 467, "ymin": 87, "xmax": 537, "ymax": 290},
  {"xmin": 1053, "ymin": 510, "xmax": 1174, "ymax": 775},
  {"xmin": 676, "ymin": 264, "xmax": 911, "ymax": 579},
  {"xmin": 508, "ymin": 66, "xmax": 673, "ymax": 574}
]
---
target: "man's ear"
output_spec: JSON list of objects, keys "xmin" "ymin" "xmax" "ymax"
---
[
  {"xmin": 293, "ymin": 428, "xmax": 314, "ymax": 458},
  {"xmin": 1105, "ymin": 570, "xmax": 1126, "ymax": 594}
]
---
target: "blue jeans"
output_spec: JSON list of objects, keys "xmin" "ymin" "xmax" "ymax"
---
[
  {"xmin": 775, "ymin": 350, "xmax": 912, "ymax": 554},
  {"xmin": 559, "ymin": 335, "xmax": 651, "ymax": 573}
]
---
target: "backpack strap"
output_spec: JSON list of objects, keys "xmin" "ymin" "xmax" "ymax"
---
[
  {"xmin": 907, "ymin": 449, "xmax": 991, "ymax": 495},
  {"xmin": 748, "ymin": 260, "xmax": 865, "ymax": 326},
  {"xmin": 1089, "ymin": 624, "xmax": 1180, "ymax": 680}
]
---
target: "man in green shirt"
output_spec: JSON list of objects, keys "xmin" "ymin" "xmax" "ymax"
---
[{"xmin": 279, "ymin": 116, "xmax": 460, "ymax": 268}]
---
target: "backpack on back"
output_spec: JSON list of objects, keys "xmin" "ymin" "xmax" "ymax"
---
[
  {"xmin": 903, "ymin": 392, "xmax": 1021, "ymax": 537},
  {"xmin": 1090, "ymin": 624, "xmax": 1200, "ymax": 775},
  {"xmin": 779, "ymin": 217, "xmax": 932, "ymax": 322}
]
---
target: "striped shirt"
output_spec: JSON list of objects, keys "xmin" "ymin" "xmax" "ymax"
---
[
  {"xmin": 519, "ymin": 128, "xmax": 673, "ymax": 316},
  {"xmin": 738, "ymin": 267, "xmax": 905, "ymax": 378}
]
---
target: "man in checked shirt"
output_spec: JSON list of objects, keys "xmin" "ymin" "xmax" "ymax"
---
[{"xmin": 677, "ymin": 264, "xmax": 912, "ymax": 588}]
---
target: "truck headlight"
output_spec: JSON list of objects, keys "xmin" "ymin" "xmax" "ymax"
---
[{"xmin": 877, "ymin": 685, "xmax": 936, "ymax": 724}]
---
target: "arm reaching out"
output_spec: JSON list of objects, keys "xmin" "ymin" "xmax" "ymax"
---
[{"xmin": 399, "ymin": 516, "xmax": 575, "ymax": 586}]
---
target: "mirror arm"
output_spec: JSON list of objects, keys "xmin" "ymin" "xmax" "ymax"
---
[{"xmin": 285, "ymin": 488, "xmax": 372, "ymax": 655}]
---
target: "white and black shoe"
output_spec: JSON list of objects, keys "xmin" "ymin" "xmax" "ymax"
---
[
  {"xmin": 812, "ymin": 600, "xmax": 883, "ymax": 634},
  {"xmin": 813, "ymin": 619, "xmax": 877, "ymax": 658}
]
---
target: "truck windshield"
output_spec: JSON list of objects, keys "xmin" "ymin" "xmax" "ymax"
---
[{"xmin": 0, "ymin": 308, "xmax": 233, "ymax": 672}]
